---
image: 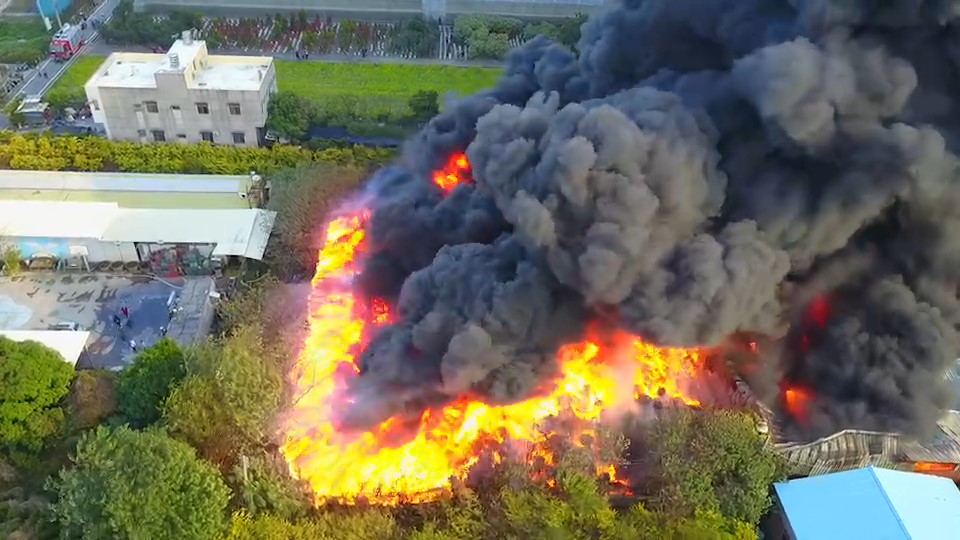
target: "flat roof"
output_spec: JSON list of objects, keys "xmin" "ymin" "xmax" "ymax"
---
[
  {"xmin": 0, "ymin": 170, "xmax": 251, "ymax": 193},
  {"xmin": 0, "ymin": 170, "xmax": 253, "ymax": 209},
  {"xmin": 90, "ymin": 40, "xmax": 271, "ymax": 91},
  {"xmin": 0, "ymin": 201, "xmax": 276, "ymax": 260},
  {"xmin": 0, "ymin": 330, "xmax": 90, "ymax": 366},
  {"xmin": 101, "ymin": 208, "xmax": 276, "ymax": 260},
  {"xmin": 775, "ymin": 465, "xmax": 960, "ymax": 540},
  {"xmin": 0, "ymin": 201, "xmax": 121, "ymax": 239}
]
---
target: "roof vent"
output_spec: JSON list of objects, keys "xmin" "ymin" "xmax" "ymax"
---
[
  {"xmin": 168, "ymin": 53, "xmax": 179, "ymax": 69},
  {"xmin": 182, "ymin": 30, "xmax": 193, "ymax": 45},
  {"xmin": 257, "ymin": 69, "xmax": 262, "ymax": 82}
]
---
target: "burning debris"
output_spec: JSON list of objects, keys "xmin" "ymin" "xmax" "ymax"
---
[{"xmin": 281, "ymin": 0, "xmax": 960, "ymax": 503}]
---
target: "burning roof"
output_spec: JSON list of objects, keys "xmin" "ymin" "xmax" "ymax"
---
[{"xmin": 279, "ymin": 0, "xmax": 960, "ymax": 504}]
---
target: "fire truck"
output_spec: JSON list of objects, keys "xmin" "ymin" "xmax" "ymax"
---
[{"xmin": 49, "ymin": 24, "xmax": 85, "ymax": 61}]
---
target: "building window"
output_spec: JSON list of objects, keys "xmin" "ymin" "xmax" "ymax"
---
[
  {"xmin": 132, "ymin": 103, "xmax": 142, "ymax": 110},
  {"xmin": 137, "ymin": 129, "xmax": 147, "ymax": 137},
  {"xmin": 152, "ymin": 130, "xmax": 166, "ymax": 142},
  {"xmin": 145, "ymin": 101, "xmax": 158, "ymax": 113},
  {"xmin": 232, "ymin": 132, "xmax": 246, "ymax": 144},
  {"xmin": 200, "ymin": 131, "xmax": 214, "ymax": 142},
  {"xmin": 176, "ymin": 133, "xmax": 187, "ymax": 139},
  {"xmin": 171, "ymin": 105, "xmax": 180, "ymax": 111},
  {"xmin": 196, "ymin": 102, "xmax": 209, "ymax": 114},
  {"xmin": 228, "ymin": 103, "xmax": 241, "ymax": 115}
]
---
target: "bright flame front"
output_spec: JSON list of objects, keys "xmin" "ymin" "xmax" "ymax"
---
[{"xmin": 280, "ymin": 161, "xmax": 705, "ymax": 504}]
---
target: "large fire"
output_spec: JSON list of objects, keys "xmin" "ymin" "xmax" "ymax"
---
[{"xmin": 280, "ymin": 154, "xmax": 705, "ymax": 504}]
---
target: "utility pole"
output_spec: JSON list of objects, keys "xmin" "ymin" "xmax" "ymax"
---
[{"xmin": 53, "ymin": 0, "xmax": 63, "ymax": 29}]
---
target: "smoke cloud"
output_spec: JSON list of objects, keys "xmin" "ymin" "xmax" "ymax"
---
[{"xmin": 343, "ymin": 0, "xmax": 960, "ymax": 441}]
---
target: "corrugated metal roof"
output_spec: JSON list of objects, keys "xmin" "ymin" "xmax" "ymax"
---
[
  {"xmin": 775, "ymin": 466, "xmax": 960, "ymax": 540},
  {"xmin": 0, "ymin": 330, "xmax": 90, "ymax": 366},
  {"xmin": 0, "ymin": 189, "xmax": 251, "ymax": 209},
  {"xmin": 0, "ymin": 201, "xmax": 120, "ymax": 239},
  {"xmin": 0, "ymin": 170, "xmax": 250, "ymax": 194},
  {"xmin": 0, "ymin": 201, "xmax": 275, "ymax": 261},
  {"xmin": 101, "ymin": 208, "xmax": 277, "ymax": 260}
]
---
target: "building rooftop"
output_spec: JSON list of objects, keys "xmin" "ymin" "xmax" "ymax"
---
[
  {"xmin": 0, "ymin": 330, "xmax": 90, "ymax": 367},
  {"xmin": 0, "ymin": 170, "xmax": 253, "ymax": 209},
  {"xmin": 87, "ymin": 39, "xmax": 272, "ymax": 91},
  {"xmin": 775, "ymin": 465, "xmax": 960, "ymax": 540},
  {"xmin": 0, "ymin": 201, "xmax": 276, "ymax": 260}
]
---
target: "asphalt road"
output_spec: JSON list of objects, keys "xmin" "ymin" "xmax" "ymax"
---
[{"xmin": 5, "ymin": 0, "xmax": 119, "ymax": 104}]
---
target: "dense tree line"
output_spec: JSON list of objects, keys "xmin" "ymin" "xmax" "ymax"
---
[
  {"xmin": 100, "ymin": 0, "xmax": 203, "ymax": 47},
  {"xmin": 0, "ymin": 133, "xmax": 395, "ymax": 174},
  {"xmin": 265, "ymin": 89, "xmax": 438, "ymax": 143}
]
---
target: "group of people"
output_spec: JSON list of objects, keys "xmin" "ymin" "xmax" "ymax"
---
[{"xmin": 114, "ymin": 303, "xmax": 169, "ymax": 354}]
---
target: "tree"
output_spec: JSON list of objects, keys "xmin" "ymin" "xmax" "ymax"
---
[
  {"xmin": 0, "ymin": 337, "xmax": 74, "ymax": 458},
  {"xmin": 228, "ymin": 454, "xmax": 311, "ymax": 519},
  {"xmin": 638, "ymin": 409, "xmax": 787, "ymax": 526},
  {"xmin": 264, "ymin": 164, "xmax": 366, "ymax": 279},
  {"xmin": 115, "ymin": 338, "xmax": 186, "ymax": 427},
  {"xmin": 389, "ymin": 17, "xmax": 439, "ymax": 58},
  {"xmin": 66, "ymin": 370, "xmax": 118, "ymax": 431},
  {"xmin": 266, "ymin": 91, "xmax": 317, "ymax": 141},
  {"xmin": 50, "ymin": 425, "xmax": 231, "ymax": 540},
  {"xmin": 163, "ymin": 327, "xmax": 282, "ymax": 464},
  {"xmin": 408, "ymin": 90, "xmax": 440, "ymax": 124}
]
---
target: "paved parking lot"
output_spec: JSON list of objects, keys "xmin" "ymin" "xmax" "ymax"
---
[{"xmin": 0, "ymin": 273, "xmax": 207, "ymax": 370}]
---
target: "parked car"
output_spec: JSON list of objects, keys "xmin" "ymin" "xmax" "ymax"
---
[{"xmin": 49, "ymin": 321, "xmax": 82, "ymax": 331}]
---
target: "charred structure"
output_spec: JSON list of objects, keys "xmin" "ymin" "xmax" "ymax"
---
[{"xmin": 346, "ymin": 0, "xmax": 960, "ymax": 442}]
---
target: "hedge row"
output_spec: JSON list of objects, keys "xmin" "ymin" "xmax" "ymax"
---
[{"xmin": 0, "ymin": 134, "xmax": 396, "ymax": 175}]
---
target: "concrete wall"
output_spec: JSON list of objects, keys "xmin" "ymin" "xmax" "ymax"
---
[
  {"xmin": 87, "ymin": 64, "xmax": 276, "ymax": 147},
  {"xmin": 134, "ymin": 0, "xmax": 603, "ymax": 20}
]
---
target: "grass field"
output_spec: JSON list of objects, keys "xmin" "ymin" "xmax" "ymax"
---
[
  {"xmin": 0, "ymin": 19, "xmax": 51, "ymax": 64},
  {"xmin": 54, "ymin": 56, "xmax": 502, "ymax": 117},
  {"xmin": 48, "ymin": 55, "xmax": 105, "ymax": 95},
  {"xmin": 274, "ymin": 61, "xmax": 502, "ymax": 102}
]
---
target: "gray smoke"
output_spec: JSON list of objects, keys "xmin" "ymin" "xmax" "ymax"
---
[{"xmin": 340, "ymin": 0, "xmax": 960, "ymax": 441}]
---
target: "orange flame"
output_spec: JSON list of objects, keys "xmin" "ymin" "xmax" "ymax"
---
[
  {"xmin": 432, "ymin": 152, "xmax": 472, "ymax": 193},
  {"xmin": 784, "ymin": 386, "xmax": 813, "ymax": 425},
  {"xmin": 280, "ymin": 158, "xmax": 705, "ymax": 505}
]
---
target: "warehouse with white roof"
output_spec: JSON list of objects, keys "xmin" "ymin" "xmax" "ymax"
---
[{"xmin": 0, "ymin": 170, "xmax": 275, "ymax": 276}]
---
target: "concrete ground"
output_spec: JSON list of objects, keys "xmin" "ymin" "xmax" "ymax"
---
[{"xmin": 0, "ymin": 273, "xmax": 192, "ymax": 370}]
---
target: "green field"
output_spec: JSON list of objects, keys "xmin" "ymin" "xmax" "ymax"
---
[
  {"xmin": 0, "ymin": 19, "xmax": 51, "ymax": 65},
  {"xmin": 275, "ymin": 60, "xmax": 501, "ymax": 102},
  {"xmin": 49, "ymin": 55, "xmax": 106, "ymax": 94},
  {"xmin": 54, "ymin": 56, "xmax": 502, "ymax": 117}
]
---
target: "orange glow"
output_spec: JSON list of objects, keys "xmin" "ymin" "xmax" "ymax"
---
[
  {"xmin": 784, "ymin": 386, "xmax": 813, "ymax": 424},
  {"xmin": 432, "ymin": 152, "xmax": 472, "ymax": 193},
  {"xmin": 914, "ymin": 462, "xmax": 957, "ymax": 473},
  {"xmin": 280, "ymin": 156, "xmax": 705, "ymax": 504}
]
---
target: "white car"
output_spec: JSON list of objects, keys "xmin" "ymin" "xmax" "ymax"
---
[{"xmin": 48, "ymin": 321, "xmax": 82, "ymax": 331}]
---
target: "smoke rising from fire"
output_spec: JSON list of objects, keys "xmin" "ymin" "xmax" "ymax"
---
[{"xmin": 346, "ymin": 0, "xmax": 960, "ymax": 441}]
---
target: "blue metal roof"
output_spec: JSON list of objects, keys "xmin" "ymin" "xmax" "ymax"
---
[{"xmin": 775, "ymin": 466, "xmax": 960, "ymax": 540}]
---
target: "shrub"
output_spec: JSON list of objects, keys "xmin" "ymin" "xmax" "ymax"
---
[{"xmin": 0, "ymin": 134, "xmax": 395, "ymax": 174}]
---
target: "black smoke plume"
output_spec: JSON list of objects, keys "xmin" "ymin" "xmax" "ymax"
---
[{"xmin": 340, "ymin": 0, "xmax": 960, "ymax": 441}]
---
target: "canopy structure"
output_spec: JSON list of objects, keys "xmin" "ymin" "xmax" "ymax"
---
[{"xmin": 0, "ymin": 201, "xmax": 276, "ymax": 261}]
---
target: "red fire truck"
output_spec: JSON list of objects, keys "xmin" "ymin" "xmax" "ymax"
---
[{"xmin": 49, "ymin": 24, "xmax": 85, "ymax": 61}]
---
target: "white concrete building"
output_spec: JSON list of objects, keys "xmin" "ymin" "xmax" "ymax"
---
[{"xmin": 84, "ymin": 34, "xmax": 277, "ymax": 147}]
